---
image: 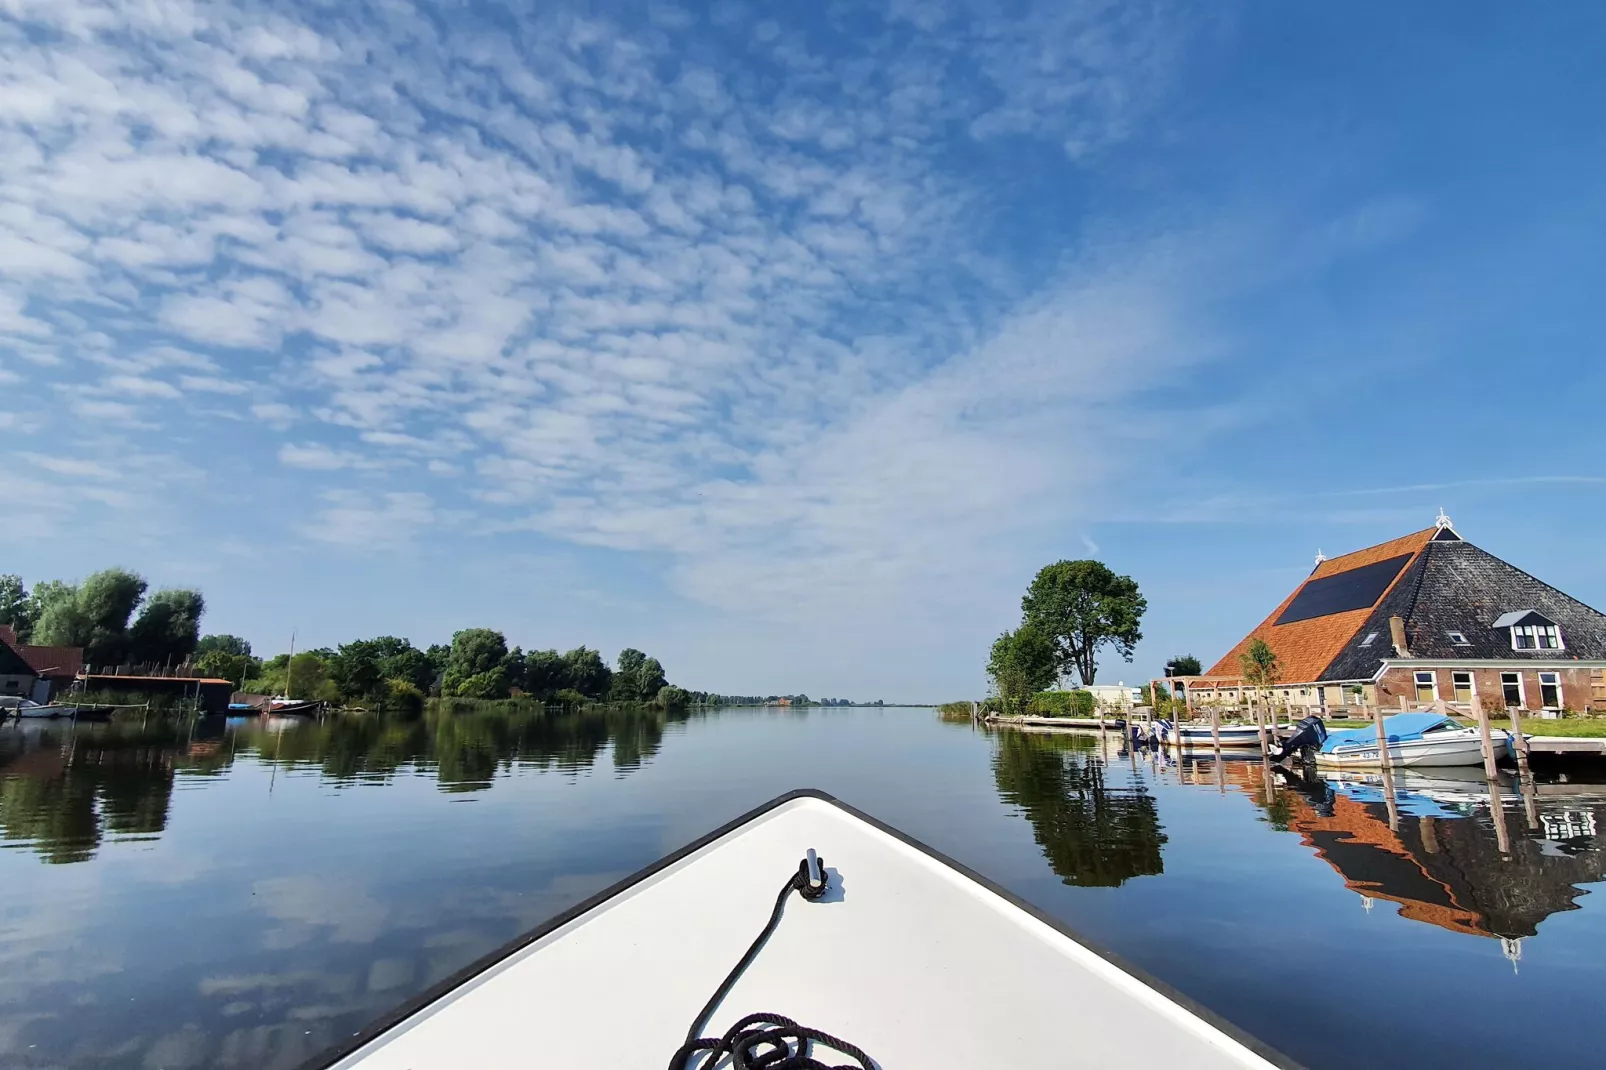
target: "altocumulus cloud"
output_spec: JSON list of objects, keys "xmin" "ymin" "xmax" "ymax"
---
[{"xmin": 2, "ymin": 0, "xmax": 1233, "ymax": 625}]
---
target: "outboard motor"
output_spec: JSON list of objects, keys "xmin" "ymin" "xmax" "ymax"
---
[{"xmin": 1274, "ymin": 715, "xmax": 1327, "ymax": 763}]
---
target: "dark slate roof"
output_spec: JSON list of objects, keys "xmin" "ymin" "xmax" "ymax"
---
[
  {"xmin": 1319, "ymin": 537, "xmax": 1606, "ymax": 681},
  {"xmin": 0, "ymin": 635, "xmax": 37, "ymax": 677}
]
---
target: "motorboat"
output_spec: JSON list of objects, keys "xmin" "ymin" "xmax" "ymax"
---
[
  {"xmin": 306, "ymin": 790, "xmax": 1297, "ymax": 1070},
  {"xmin": 1163, "ymin": 720, "xmax": 1267, "ymax": 749},
  {"xmin": 1316, "ymin": 712, "xmax": 1512, "ymax": 769},
  {"xmin": 8, "ymin": 699, "xmax": 78, "ymax": 719}
]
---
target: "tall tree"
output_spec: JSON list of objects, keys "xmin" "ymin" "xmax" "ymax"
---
[
  {"xmin": 611, "ymin": 648, "xmax": 667, "ymax": 701},
  {"xmin": 197, "ymin": 634, "xmax": 252, "ymax": 658},
  {"xmin": 0, "ymin": 575, "xmax": 35, "ymax": 641},
  {"xmin": 522, "ymin": 649, "xmax": 568, "ymax": 699},
  {"xmin": 1021, "ymin": 560, "xmax": 1146, "ymax": 685},
  {"xmin": 442, "ymin": 628, "xmax": 510, "ymax": 698},
  {"xmin": 987, "ymin": 626, "xmax": 1057, "ymax": 714},
  {"xmin": 128, "ymin": 589, "xmax": 205, "ymax": 665},
  {"xmin": 330, "ymin": 639, "xmax": 388, "ymax": 701},
  {"xmin": 1167, "ymin": 654, "xmax": 1202, "ymax": 677},
  {"xmin": 562, "ymin": 646, "xmax": 612, "ymax": 699}
]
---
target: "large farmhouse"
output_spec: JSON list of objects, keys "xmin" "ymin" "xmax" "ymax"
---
[{"xmin": 1183, "ymin": 515, "xmax": 1606, "ymax": 715}]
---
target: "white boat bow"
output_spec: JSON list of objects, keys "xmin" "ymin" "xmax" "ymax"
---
[{"xmin": 311, "ymin": 790, "xmax": 1297, "ymax": 1070}]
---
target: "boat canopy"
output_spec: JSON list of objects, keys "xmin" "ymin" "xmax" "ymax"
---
[{"xmin": 1322, "ymin": 713, "xmax": 1458, "ymax": 752}]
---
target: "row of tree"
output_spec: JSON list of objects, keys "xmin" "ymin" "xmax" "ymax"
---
[
  {"xmin": 0, "ymin": 570, "xmax": 204, "ymax": 668},
  {"xmin": 185, "ymin": 629, "xmax": 702, "ymax": 713}
]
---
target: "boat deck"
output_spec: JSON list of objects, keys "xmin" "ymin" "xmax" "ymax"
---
[{"xmin": 323, "ymin": 795, "xmax": 1291, "ymax": 1070}]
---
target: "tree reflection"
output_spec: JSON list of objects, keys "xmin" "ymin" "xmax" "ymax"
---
[
  {"xmin": 991, "ymin": 730, "xmax": 1166, "ymax": 886},
  {"xmin": 0, "ymin": 724, "xmax": 181, "ymax": 863},
  {"xmin": 0, "ymin": 703, "xmax": 676, "ymax": 861}
]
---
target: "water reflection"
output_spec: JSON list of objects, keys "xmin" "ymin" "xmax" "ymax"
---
[
  {"xmin": 0, "ymin": 704, "xmax": 677, "ymax": 862},
  {"xmin": 990, "ymin": 728, "xmax": 1166, "ymax": 886},
  {"xmin": 1183, "ymin": 755, "xmax": 1606, "ymax": 942}
]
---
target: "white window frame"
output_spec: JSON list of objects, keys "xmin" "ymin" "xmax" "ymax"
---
[
  {"xmin": 1413, "ymin": 670, "xmax": 1439, "ymax": 703},
  {"xmin": 1446, "ymin": 630, "xmax": 1470, "ymax": 646},
  {"xmin": 1537, "ymin": 624, "xmax": 1564, "ymax": 651},
  {"xmin": 1360, "ymin": 631, "xmax": 1379, "ymax": 647},
  {"xmin": 1501, "ymin": 671, "xmax": 1525, "ymax": 709},
  {"xmin": 1538, "ymin": 671, "xmax": 1562, "ymax": 709},
  {"xmin": 1451, "ymin": 671, "xmax": 1474, "ymax": 702}
]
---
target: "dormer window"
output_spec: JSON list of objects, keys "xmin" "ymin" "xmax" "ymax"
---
[{"xmin": 1492, "ymin": 610, "xmax": 1563, "ymax": 652}]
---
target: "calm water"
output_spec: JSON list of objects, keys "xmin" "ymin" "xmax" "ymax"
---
[{"xmin": 4, "ymin": 707, "xmax": 1606, "ymax": 1069}]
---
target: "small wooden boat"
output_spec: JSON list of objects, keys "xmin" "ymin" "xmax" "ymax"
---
[
  {"xmin": 307, "ymin": 790, "xmax": 1296, "ymax": 1070},
  {"xmin": 1316, "ymin": 712, "xmax": 1511, "ymax": 769},
  {"xmin": 266, "ymin": 699, "xmax": 323, "ymax": 716}
]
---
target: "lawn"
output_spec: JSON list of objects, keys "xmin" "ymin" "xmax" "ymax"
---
[{"xmin": 1321, "ymin": 716, "xmax": 1606, "ymax": 738}]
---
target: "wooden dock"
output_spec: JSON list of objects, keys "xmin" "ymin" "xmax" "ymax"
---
[
  {"xmin": 1525, "ymin": 736, "xmax": 1606, "ymax": 756},
  {"xmin": 984, "ymin": 715, "xmax": 1124, "ymax": 731}
]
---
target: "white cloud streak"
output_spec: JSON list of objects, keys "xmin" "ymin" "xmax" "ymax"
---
[{"xmin": 0, "ymin": 0, "xmax": 1225, "ymax": 637}]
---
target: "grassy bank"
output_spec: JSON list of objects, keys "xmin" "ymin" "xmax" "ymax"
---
[{"xmin": 1322, "ymin": 716, "xmax": 1606, "ymax": 737}]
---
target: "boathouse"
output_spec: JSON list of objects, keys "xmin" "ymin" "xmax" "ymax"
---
[
  {"xmin": 0, "ymin": 625, "xmax": 84, "ymax": 702},
  {"xmin": 1182, "ymin": 513, "xmax": 1606, "ymax": 715}
]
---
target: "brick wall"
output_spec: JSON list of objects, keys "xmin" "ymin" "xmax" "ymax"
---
[{"xmin": 1377, "ymin": 665, "xmax": 1604, "ymax": 713}]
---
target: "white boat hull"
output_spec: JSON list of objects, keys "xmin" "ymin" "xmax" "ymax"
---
[
  {"xmin": 317, "ymin": 791, "xmax": 1293, "ymax": 1070},
  {"xmin": 14, "ymin": 704, "xmax": 76, "ymax": 719},
  {"xmin": 1317, "ymin": 730, "xmax": 1506, "ymax": 768},
  {"xmin": 1171, "ymin": 725, "xmax": 1265, "ymax": 749}
]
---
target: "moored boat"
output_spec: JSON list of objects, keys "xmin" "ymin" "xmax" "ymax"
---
[
  {"xmin": 1316, "ymin": 712, "xmax": 1512, "ymax": 769},
  {"xmin": 307, "ymin": 790, "xmax": 1297, "ymax": 1070},
  {"xmin": 11, "ymin": 700, "xmax": 79, "ymax": 719},
  {"xmin": 1168, "ymin": 722, "xmax": 1267, "ymax": 749}
]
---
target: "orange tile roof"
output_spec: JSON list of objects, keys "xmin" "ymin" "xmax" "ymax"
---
[
  {"xmin": 1204, "ymin": 528, "xmax": 1436, "ymax": 684},
  {"xmin": 0, "ymin": 626, "xmax": 85, "ymax": 678}
]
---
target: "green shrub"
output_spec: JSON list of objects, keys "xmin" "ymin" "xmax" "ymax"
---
[
  {"xmin": 553, "ymin": 688, "xmax": 588, "ymax": 707},
  {"xmin": 1027, "ymin": 690, "xmax": 1096, "ymax": 717},
  {"xmin": 384, "ymin": 679, "xmax": 425, "ymax": 718}
]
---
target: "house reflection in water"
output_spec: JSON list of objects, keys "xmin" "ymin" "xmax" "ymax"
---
[{"xmin": 1190, "ymin": 757, "xmax": 1606, "ymax": 943}]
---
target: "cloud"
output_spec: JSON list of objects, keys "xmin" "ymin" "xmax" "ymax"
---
[
  {"xmin": 303, "ymin": 490, "xmax": 439, "ymax": 547},
  {"xmin": 19, "ymin": 453, "xmax": 117, "ymax": 480},
  {"xmin": 179, "ymin": 374, "xmax": 250, "ymax": 395},
  {"xmin": 277, "ymin": 442, "xmax": 374, "ymax": 471},
  {"xmin": 250, "ymin": 402, "xmax": 297, "ymax": 429},
  {"xmin": 0, "ymin": 0, "xmax": 1246, "ymax": 659}
]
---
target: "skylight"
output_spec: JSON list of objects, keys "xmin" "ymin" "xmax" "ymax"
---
[{"xmin": 1447, "ymin": 631, "xmax": 1470, "ymax": 646}]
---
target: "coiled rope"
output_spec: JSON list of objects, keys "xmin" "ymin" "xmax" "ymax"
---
[{"xmin": 668, "ymin": 856, "xmax": 875, "ymax": 1070}]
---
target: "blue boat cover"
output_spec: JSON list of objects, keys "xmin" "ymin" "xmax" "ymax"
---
[{"xmin": 1321, "ymin": 712, "xmax": 1457, "ymax": 753}]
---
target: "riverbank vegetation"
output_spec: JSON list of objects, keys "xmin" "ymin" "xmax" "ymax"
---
[{"xmin": 4, "ymin": 570, "xmax": 861, "ymax": 713}]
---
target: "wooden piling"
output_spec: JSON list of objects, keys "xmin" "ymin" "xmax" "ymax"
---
[
  {"xmin": 1475, "ymin": 704, "xmax": 1499, "ymax": 780},
  {"xmin": 1210, "ymin": 706, "xmax": 1221, "ymax": 754},
  {"xmin": 1380, "ymin": 759, "xmax": 1401, "ymax": 832},
  {"xmin": 1487, "ymin": 778, "xmax": 1512, "ymax": 856},
  {"xmin": 1508, "ymin": 706, "xmax": 1531, "ymax": 772}
]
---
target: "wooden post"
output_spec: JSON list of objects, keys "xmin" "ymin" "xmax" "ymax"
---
[
  {"xmin": 1518, "ymin": 768, "xmax": 1540, "ymax": 830},
  {"xmin": 1380, "ymin": 759, "xmax": 1400, "ymax": 832},
  {"xmin": 1507, "ymin": 705, "xmax": 1539, "ymax": 829},
  {"xmin": 1373, "ymin": 703, "xmax": 1392, "ymax": 771},
  {"xmin": 1475, "ymin": 703, "xmax": 1499, "ymax": 780},
  {"xmin": 1487, "ymin": 777, "xmax": 1512, "ymax": 856},
  {"xmin": 1508, "ymin": 706, "xmax": 1530, "ymax": 772},
  {"xmin": 1211, "ymin": 705, "xmax": 1221, "ymax": 753}
]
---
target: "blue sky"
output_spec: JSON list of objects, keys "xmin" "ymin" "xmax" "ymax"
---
[{"xmin": 1, "ymin": 0, "xmax": 1602, "ymax": 699}]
